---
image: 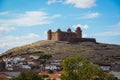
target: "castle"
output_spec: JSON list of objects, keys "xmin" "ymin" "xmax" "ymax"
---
[{"xmin": 47, "ymin": 27, "xmax": 96, "ymax": 43}]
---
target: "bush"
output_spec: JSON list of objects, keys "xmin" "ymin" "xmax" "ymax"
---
[
  {"xmin": 41, "ymin": 74, "xmax": 49, "ymax": 78},
  {"xmin": 39, "ymin": 54, "xmax": 52, "ymax": 60}
]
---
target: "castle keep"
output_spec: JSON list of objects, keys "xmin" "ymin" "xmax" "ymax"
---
[{"xmin": 47, "ymin": 27, "xmax": 96, "ymax": 43}]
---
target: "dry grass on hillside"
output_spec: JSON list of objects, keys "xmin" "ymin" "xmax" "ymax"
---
[{"xmin": 1, "ymin": 40, "xmax": 120, "ymax": 64}]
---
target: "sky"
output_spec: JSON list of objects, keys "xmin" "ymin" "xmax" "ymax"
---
[{"xmin": 0, "ymin": 0, "xmax": 120, "ymax": 54}]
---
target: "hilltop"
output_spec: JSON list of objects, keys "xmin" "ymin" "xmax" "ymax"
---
[{"xmin": 0, "ymin": 40, "xmax": 120, "ymax": 64}]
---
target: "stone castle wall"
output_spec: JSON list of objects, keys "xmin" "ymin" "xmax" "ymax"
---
[{"xmin": 47, "ymin": 27, "xmax": 96, "ymax": 43}]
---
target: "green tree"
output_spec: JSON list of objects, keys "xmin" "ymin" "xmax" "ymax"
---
[
  {"xmin": 11, "ymin": 71, "xmax": 43, "ymax": 80},
  {"xmin": 39, "ymin": 54, "xmax": 52, "ymax": 60},
  {"xmin": 39, "ymin": 54, "xmax": 52, "ymax": 71},
  {"xmin": 60, "ymin": 56, "xmax": 105, "ymax": 80}
]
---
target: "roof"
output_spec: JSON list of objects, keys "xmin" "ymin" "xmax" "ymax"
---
[
  {"xmin": 0, "ymin": 73, "xmax": 10, "ymax": 80},
  {"xmin": 1, "ymin": 72, "xmax": 20, "ymax": 77},
  {"xmin": 40, "ymin": 71, "xmax": 64, "ymax": 79}
]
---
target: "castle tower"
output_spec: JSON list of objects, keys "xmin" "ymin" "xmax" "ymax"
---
[
  {"xmin": 75, "ymin": 27, "xmax": 82, "ymax": 38},
  {"xmin": 47, "ymin": 29, "xmax": 52, "ymax": 40},
  {"xmin": 56, "ymin": 29, "xmax": 61, "ymax": 41},
  {"xmin": 67, "ymin": 28, "xmax": 72, "ymax": 32}
]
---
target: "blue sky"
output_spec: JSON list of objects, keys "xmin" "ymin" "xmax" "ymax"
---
[{"xmin": 0, "ymin": 0, "xmax": 120, "ymax": 53}]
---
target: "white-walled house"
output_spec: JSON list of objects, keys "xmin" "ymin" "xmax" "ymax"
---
[
  {"xmin": 27, "ymin": 61, "xmax": 35, "ymax": 65},
  {"xmin": 5, "ymin": 61, "xmax": 14, "ymax": 70},
  {"xmin": 22, "ymin": 64, "xmax": 31, "ymax": 69},
  {"xmin": 13, "ymin": 57, "xmax": 25, "ymax": 64},
  {"xmin": 100, "ymin": 66, "xmax": 111, "ymax": 72},
  {"xmin": 95, "ymin": 63, "xmax": 111, "ymax": 72},
  {"xmin": 45, "ymin": 65, "xmax": 57, "ymax": 70},
  {"xmin": 111, "ymin": 71, "xmax": 120, "ymax": 79}
]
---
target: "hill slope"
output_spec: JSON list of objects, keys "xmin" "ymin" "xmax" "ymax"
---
[{"xmin": 0, "ymin": 40, "xmax": 120, "ymax": 64}]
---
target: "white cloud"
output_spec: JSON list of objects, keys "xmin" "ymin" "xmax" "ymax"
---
[
  {"xmin": 44, "ymin": 31, "xmax": 47, "ymax": 35},
  {"xmin": 44, "ymin": 31, "xmax": 47, "ymax": 39},
  {"xmin": 0, "ymin": 33, "xmax": 40, "ymax": 53},
  {"xmin": 65, "ymin": 0, "xmax": 96, "ymax": 8},
  {"xmin": 26, "ymin": 33, "xmax": 39, "ymax": 38},
  {"xmin": 47, "ymin": 0, "xmax": 57, "ymax": 5},
  {"xmin": 72, "ymin": 24, "xmax": 89, "ymax": 29},
  {"xmin": 82, "ymin": 33, "xmax": 87, "ymax": 37},
  {"xmin": 72, "ymin": 24, "xmax": 88, "ymax": 37},
  {"xmin": 47, "ymin": 0, "xmax": 96, "ymax": 8},
  {"xmin": 51, "ymin": 14, "xmax": 61, "ymax": 19},
  {"xmin": 47, "ymin": 0, "xmax": 63, "ymax": 5},
  {"xmin": 0, "ymin": 11, "xmax": 61, "ymax": 27},
  {"xmin": 84, "ymin": 12, "xmax": 100, "ymax": 19},
  {"xmin": 0, "ymin": 27, "xmax": 15, "ymax": 33}
]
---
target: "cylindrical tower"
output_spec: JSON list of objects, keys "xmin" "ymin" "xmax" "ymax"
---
[
  {"xmin": 67, "ymin": 28, "xmax": 72, "ymax": 33},
  {"xmin": 75, "ymin": 27, "xmax": 82, "ymax": 38},
  {"xmin": 56, "ymin": 29, "xmax": 61, "ymax": 41},
  {"xmin": 47, "ymin": 29, "xmax": 52, "ymax": 40}
]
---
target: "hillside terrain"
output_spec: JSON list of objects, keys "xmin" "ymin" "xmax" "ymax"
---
[{"xmin": 0, "ymin": 40, "xmax": 120, "ymax": 64}]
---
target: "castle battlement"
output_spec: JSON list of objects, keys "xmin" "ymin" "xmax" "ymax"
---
[{"xmin": 47, "ymin": 27, "xmax": 96, "ymax": 43}]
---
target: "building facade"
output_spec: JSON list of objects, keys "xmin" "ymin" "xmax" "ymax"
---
[{"xmin": 47, "ymin": 27, "xmax": 96, "ymax": 43}]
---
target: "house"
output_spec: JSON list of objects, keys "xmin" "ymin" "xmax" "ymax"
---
[
  {"xmin": 21, "ymin": 61, "xmax": 31, "ymax": 69},
  {"xmin": 2, "ymin": 72, "xmax": 20, "ymax": 79},
  {"xmin": 110, "ymin": 71, "xmax": 120, "ymax": 79},
  {"xmin": 51, "ymin": 60, "xmax": 62, "ymax": 66},
  {"xmin": 0, "ymin": 73, "xmax": 10, "ymax": 80},
  {"xmin": 45, "ymin": 64, "xmax": 61, "ymax": 71},
  {"xmin": 45, "ymin": 65, "xmax": 57, "ymax": 70},
  {"xmin": 39, "ymin": 71, "xmax": 63, "ymax": 80},
  {"xmin": 95, "ymin": 63, "xmax": 111, "ymax": 72},
  {"xmin": 48, "ymin": 73, "xmax": 61, "ymax": 80},
  {"xmin": 7, "ymin": 66, "xmax": 13, "ymax": 71},
  {"xmin": 13, "ymin": 57, "xmax": 25, "ymax": 64},
  {"xmin": 27, "ymin": 61, "xmax": 35, "ymax": 65},
  {"xmin": 100, "ymin": 65, "xmax": 111, "ymax": 72},
  {"xmin": 6, "ymin": 61, "xmax": 13, "ymax": 70},
  {"xmin": 22, "ymin": 64, "xmax": 31, "ymax": 69}
]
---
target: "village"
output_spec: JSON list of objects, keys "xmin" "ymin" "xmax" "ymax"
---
[
  {"xmin": 0, "ymin": 54, "xmax": 63, "ymax": 80},
  {"xmin": 0, "ymin": 54, "xmax": 120, "ymax": 80}
]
